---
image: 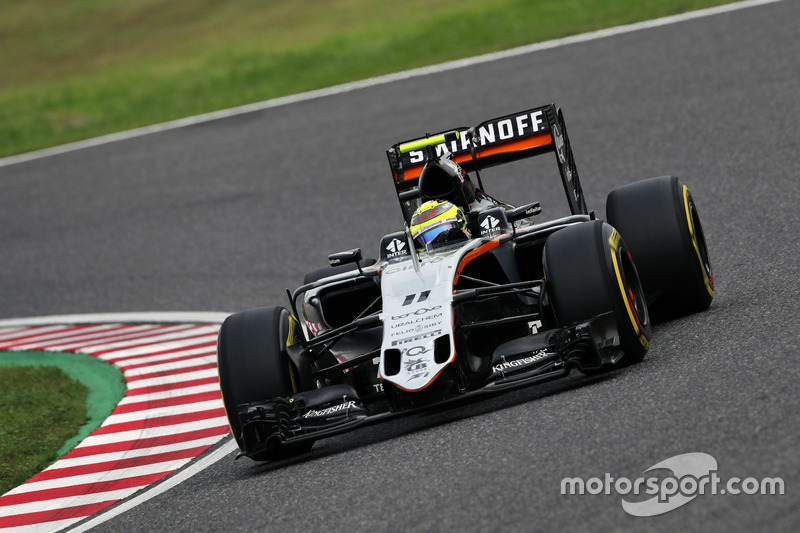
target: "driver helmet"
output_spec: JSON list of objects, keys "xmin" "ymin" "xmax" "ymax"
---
[{"xmin": 410, "ymin": 199, "xmax": 470, "ymax": 251}]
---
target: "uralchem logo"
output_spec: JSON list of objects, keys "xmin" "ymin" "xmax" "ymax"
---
[{"xmin": 561, "ymin": 452, "xmax": 785, "ymax": 516}]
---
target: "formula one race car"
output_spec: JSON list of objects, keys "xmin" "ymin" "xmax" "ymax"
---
[{"xmin": 217, "ymin": 104, "xmax": 715, "ymax": 460}]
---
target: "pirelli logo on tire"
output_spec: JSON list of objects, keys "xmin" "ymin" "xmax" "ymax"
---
[
  {"xmin": 683, "ymin": 185, "xmax": 715, "ymax": 298},
  {"xmin": 608, "ymin": 227, "xmax": 622, "ymax": 251},
  {"xmin": 608, "ymin": 229, "xmax": 650, "ymax": 351}
]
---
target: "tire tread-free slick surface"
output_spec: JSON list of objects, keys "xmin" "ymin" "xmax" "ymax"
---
[
  {"xmin": 606, "ymin": 176, "xmax": 715, "ymax": 320},
  {"xmin": 544, "ymin": 220, "xmax": 651, "ymax": 366},
  {"xmin": 217, "ymin": 306, "xmax": 312, "ymax": 459}
]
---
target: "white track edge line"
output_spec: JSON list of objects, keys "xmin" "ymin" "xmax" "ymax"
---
[
  {"xmin": 0, "ymin": 312, "xmax": 228, "ymax": 327},
  {"xmin": 0, "ymin": 0, "xmax": 784, "ymax": 170},
  {"xmin": 65, "ymin": 439, "xmax": 238, "ymax": 533}
]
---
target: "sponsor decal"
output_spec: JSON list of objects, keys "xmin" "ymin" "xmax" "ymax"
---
[
  {"xmin": 406, "ymin": 110, "xmax": 547, "ymax": 164},
  {"xmin": 391, "ymin": 313, "xmax": 443, "ymax": 328},
  {"xmin": 415, "ymin": 201, "xmax": 452, "ymax": 221},
  {"xmin": 402, "ymin": 291, "xmax": 431, "ymax": 306},
  {"xmin": 386, "ymin": 238, "xmax": 407, "ymax": 258},
  {"xmin": 391, "ymin": 305, "xmax": 442, "ymax": 320},
  {"xmin": 404, "ymin": 357, "xmax": 429, "ymax": 380},
  {"xmin": 492, "ymin": 349, "xmax": 550, "ymax": 374},
  {"xmin": 384, "ymin": 263, "xmax": 418, "ymax": 275},
  {"xmin": 390, "ymin": 318, "xmax": 442, "ymax": 336},
  {"xmin": 384, "ymin": 249, "xmax": 462, "ymax": 274},
  {"xmin": 391, "ymin": 313, "xmax": 442, "ymax": 326},
  {"xmin": 403, "ymin": 345, "xmax": 431, "ymax": 357},
  {"xmin": 303, "ymin": 400, "xmax": 358, "ymax": 418},
  {"xmin": 523, "ymin": 204, "xmax": 542, "ymax": 217},
  {"xmin": 391, "ymin": 326, "xmax": 420, "ymax": 337},
  {"xmin": 528, "ymin": 320, "xmax": 542, "ymax": 335},
  {"xmin": 391, "ymin": 329, "xmax": 442, "ymax": 347},
  {"xmin": 480, "ymin": 215, "xmax": 501, "ymax": 237}
]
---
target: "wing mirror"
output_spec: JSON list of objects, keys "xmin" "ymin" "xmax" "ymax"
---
[
  {"xmin": 328, "ymin": 248, "xmax": 362, "ymax": 268},
  {"xmin": 506, "ymin": 202, "xmax": 541, "ymax": 223},
  {"xmin": 328, "ymin": 248, "xmax": 369, "ymax": 277}
]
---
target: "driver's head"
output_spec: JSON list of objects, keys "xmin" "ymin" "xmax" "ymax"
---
[{"xmin": 410, "ymin": 199, "xmax": 470, "ymax": 251}]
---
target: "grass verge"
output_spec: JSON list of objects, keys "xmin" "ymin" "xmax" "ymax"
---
[
  {"xmin": 1, "ymin": 0, "xmax": 740, "ymax": 158},
  {"xmin": 0, "ymin": 351, "xmax": 126, "ymax": 496},
  {"xmin": 0, "ymin": 366, "xmax": 87, "ymax": 495}
]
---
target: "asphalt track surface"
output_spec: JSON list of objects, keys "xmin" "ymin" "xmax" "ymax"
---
[{"xmin": 2, "ymin": 1, "xmax": 798, "ymax": 531}]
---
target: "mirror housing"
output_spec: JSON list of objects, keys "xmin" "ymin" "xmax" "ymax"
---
[
  {"xmin": 506, "ymin": 202, "xmax": 541, "ymax": 223},
  {"xmin": 328, "ymin": 248, "xmax": 363, "ymax": 268}
]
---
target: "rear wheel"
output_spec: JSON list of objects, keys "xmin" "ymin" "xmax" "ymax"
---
[
  {"xmin": 606, "ymin": 176, "xmax": 714, "ymax": 321},
  {"xmin": 543, "ymin": 220, "xmax": 651, "ymax": 368},
  {"xmin": 217, "ymin": 306, "xmax": 312, "ymax": 460}
]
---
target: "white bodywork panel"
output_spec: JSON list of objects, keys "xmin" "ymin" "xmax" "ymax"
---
[{"xmin": 378, "ymin": 240, "xmax": 483, "ymax": 391}]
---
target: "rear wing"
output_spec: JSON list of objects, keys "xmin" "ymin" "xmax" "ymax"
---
[{"xmin": 386, "ymin": 104, "xmax": 588, "ymax": 224}]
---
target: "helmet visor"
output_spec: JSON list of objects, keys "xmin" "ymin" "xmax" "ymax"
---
[{"xmin": 415, "ymin": 222, "xmax": 459, "ymax": 247}]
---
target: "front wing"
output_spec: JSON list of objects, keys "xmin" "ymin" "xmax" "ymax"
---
[{"xmin": 234, "ymin": 312, "xmax": 623, "ymax": 459}]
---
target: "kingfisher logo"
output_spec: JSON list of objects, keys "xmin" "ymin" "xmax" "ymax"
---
[
  {"xmin": 491, "ymin": 349, "xmax": 550, "ymax": 375},
  {"xmin": 303, "ymin": 401, "xmax": 357, "ymax": 419},
  {"xmin": 560, "ymin": 452, "xmax": 785, "ymax": 516}
]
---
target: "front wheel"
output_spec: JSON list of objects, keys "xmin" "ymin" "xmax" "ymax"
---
[
  {"xmin": 543, "ymin": 220, "xmax": 651, "ymax": 369},
  {"xmin": 217, "ymin": 306, "xmax": 312, "ymax": 460}
]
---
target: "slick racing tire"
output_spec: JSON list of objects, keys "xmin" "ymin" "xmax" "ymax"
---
[
  {"xmin": 543, "ymin": 220, "xmax": 651, "ymax": 368},
  {"xmin": 606, "ymin": 176, "xmax": 714, "ymax": 321},
  {"xmin": 303, "ymin": 257, "xmax": 377, "ymax": 284},
  {"xmin": 217, "ymin": 306, "xmax": 313, "ymax": 460}
]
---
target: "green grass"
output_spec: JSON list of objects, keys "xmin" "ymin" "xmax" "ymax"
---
[
  {"xmin": 0, "ymin": 0, "xmax": 740, "ymax": 158},
  {"xmin": 0, "ymin": 351, "xmax": 125, "ymax": 495},
  {"xmin": 2, "ymin": 0, "xmax": 742, "ymax": 159},
  {"xmin": 0, "ymin": 365, "xmax": 88, "ymax": 495}
]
